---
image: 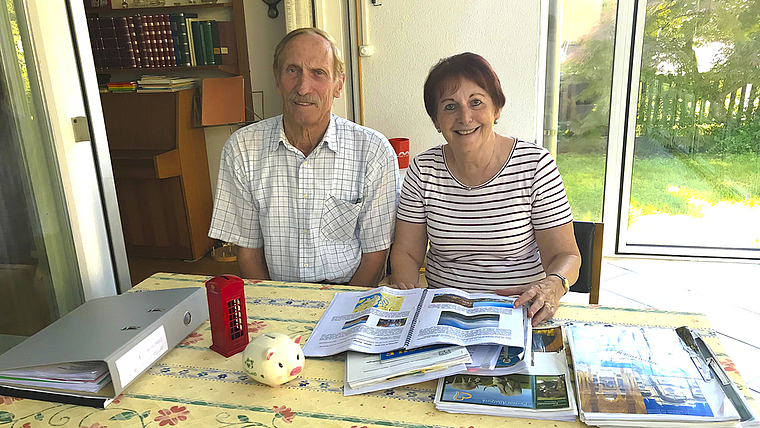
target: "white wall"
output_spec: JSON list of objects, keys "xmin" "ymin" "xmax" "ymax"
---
[{"xmin": 359, "ymin": 1, "xmax": 543, "ymax": 158}]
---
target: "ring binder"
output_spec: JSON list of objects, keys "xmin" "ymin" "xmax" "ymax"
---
[{"xmin": 0, "ymin": 288, "xmax": 208, "ymax": 408}]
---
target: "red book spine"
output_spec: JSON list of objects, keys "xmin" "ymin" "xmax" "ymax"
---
[
  {"xmin": 144, "ymin": 15, "xmax": 157, "ymax": 68},
  {"xmin": 133, "ymin": 16, "xmax": 149, "ymax": 68},
  {"xmin": 126, "ymin": 16, "xmax": 141, "ymax": 68},
  {"xmin": 163, "ymin": 15, "xmax": 176, "ymax": 67}
]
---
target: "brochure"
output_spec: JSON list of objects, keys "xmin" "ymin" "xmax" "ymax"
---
[
  {"xmin": 344, "ymin": 345, "xmax": 471, "ymax": 396},
  {"xmin": 566, "ymin": 323, "xmax": 742, "ymax": 427},
  {"xmin": 434, "ymin": 325, "xmax": 577, "ymax": 421},
  {"xmin": 303, "ymin": 286, "xmax": 529, "ymax": 357}
]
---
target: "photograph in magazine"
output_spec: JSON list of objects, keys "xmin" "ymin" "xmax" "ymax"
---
[
  {"xmin": 354, "ymin": 292, "xmax": 405, "ymax": 312},
  {"xmin": 438, "ymin": 373, "xmax": 570, "ymax": 410},
  {"xmin": 571, "ymin": 325, "xmax": 715, "ymax": 416}
]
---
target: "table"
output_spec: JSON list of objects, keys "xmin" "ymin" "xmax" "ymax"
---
[{"xmin": 1, "ymin": 273, "xmax": 757, "ymax": 428}]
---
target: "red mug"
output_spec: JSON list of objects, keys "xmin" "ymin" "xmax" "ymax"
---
[{"xmin": 389, "ymin": 138, "xmax": 409, "ymax": 169}]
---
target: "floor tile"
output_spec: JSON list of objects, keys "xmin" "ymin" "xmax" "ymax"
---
[
  {"xmin": 717, "ymin": 333, "xmax": 760, "ymax": 384},
  {"xmin": 650, "ymin": 292, "xmax": 760, "ymax": 346},
  {"xmin": 599, "ymin": 260, "xmax": 629, "ymax": 281},
  {"xmin": 599, "ymin": 271, "xmax": 686, "ymax": 306},
  {"xmin": 596, "ymin": 289, "xmax": 654, "ymax": 309}
]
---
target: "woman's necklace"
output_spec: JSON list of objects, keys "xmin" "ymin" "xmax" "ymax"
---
[{"xmin": 449, "ymin": 141, "xmax": 498, "ymax": 190}]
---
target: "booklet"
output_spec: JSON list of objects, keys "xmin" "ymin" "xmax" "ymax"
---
[
  {"xmin": 303, "ymin": 286, "xmax": 530, "ymax": 357},
  {"xmin": 434, "ymin": 325, "xmax": 577, "ymax": 422},
  {"xmin": 344, "ymin": 345, "xmax": 471, "ymax": 396},
  {"xmin": 566, "ymin": 323, "xmax": 742, "ymax": 427}
]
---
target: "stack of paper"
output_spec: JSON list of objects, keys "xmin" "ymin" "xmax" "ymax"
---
[
  {"xmin": 434, "ymin": 326, "xmax": 577, "ymax": 422},
  {"xmin": 566, "ymin": 323, "xmax": 743, "ymax": 427},
  {"xmin": 0, "ymin": 362, "xmax": 111, "ymax": 393},
  {"xmin": 136, "ymin": 75, "xmax": 197, "ymax": 92},
  {"xmin": 344, "ymin": 345, "xmax": 471, "ymax": 396}
]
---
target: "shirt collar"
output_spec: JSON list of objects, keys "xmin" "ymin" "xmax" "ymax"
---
[{"xmin": 274, "ymin": 114, "xmax": 339, "ymax": 154}]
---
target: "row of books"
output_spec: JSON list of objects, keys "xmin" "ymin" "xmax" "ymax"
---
[{"xmin": 86, "ymin": 13, "xmax": 237, "ymax": 70}]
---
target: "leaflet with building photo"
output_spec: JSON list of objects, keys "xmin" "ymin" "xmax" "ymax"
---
[
  {"xmin": 566, "ymin": 323, "xmax": 742, "ymax": 427},
  {"xmin": 302, "ymin": 286, "xmax": 529, "ymax": 357},
  {"xmin": 434, "ymin": 325, "xmax": 577, "ymax": 422}
]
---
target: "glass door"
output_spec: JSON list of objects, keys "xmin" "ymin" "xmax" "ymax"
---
[
  {"xmin": 0, "ymin": 0, "xmax": 128, "ymax": 352},
  {"xmin": 619, "ymin": 0, "xmax": 760, "ymax": 259}
]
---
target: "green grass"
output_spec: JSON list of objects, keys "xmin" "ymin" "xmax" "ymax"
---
[{"xmin": 556, "ymin": 153, "xmax": 760, "ymax": 222}]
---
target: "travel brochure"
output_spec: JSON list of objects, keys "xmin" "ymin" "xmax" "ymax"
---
[
  {"xmin": 302, "ymin": 286, "xmax": 530, "ymax": 357},
  {"xmin": 566, "ymin": 323, "xmax": 744, "ymax": 427},
  {"xmin": 344, "ymin": 344, "xmax": 471, "ymax": 396},
  {"xmin": 434, "ymin": 326, "xmax": 578, "ymax": 422}
]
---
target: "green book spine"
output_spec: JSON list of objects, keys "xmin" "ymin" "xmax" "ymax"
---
[
  {"xmin": 210, "ymin": 20, "xmax": 222, "ymax": 65},
  {"xmin": 202, "ymin": 21, "xmax": 215, "ymax": 65},
  {"xmin": 190, "ymin": 20, "xmax": 205, "ymax": 66}
]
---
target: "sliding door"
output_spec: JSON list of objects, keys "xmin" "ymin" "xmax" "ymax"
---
[
  {"xmin": 617, "ymin": 0, "xmax": 760, "ymax": 259},
  {"xmin": 0, "ymin": 0, "xmax": 128, "ymax": 350}
]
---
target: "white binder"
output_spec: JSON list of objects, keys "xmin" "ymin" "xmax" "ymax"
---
[{"xmin": 0, "ymin": 287, "xmax": 208, "ymax": 408}]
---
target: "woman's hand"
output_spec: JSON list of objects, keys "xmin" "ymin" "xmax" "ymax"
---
[{"xmin": 496, "ymin": 277, "xmax": 565, "ymax": 326}]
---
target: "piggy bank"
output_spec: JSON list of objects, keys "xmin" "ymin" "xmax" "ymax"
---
[{"xmin": 242, "ymin": 332, "xmax": 304, "ymax": 387}]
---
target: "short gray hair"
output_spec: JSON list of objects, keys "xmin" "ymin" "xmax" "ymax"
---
[{"xmin": 273, "ymin": 27, "xmax": 346, "ymax": 81}]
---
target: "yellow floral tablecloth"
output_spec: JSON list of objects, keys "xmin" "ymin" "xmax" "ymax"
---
[{"xmin": 1, "ymin": 272, "xmax": 757, "ymax": 428}]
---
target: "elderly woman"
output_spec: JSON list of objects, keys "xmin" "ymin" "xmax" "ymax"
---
[{"xmin": 389, "ymin": 52, "xmax": 581, "ymax": 326}]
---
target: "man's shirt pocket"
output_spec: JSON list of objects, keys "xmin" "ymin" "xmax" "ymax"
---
[{"xmin": 320, "ymin": 194, "xmax": 362, "ymax": 242}]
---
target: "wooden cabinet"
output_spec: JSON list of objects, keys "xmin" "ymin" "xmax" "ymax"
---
[{"xmin": 101, "ymin": 89, "xmax": 213, "ymax": 260}]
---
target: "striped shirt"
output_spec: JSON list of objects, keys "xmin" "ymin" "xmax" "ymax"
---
[
  {"xmin": 209, "ymin": 114, "xmax": 400, "ymax": 284},
  {"xmin": 397, "ymin": 139, "xmax": 572, "ymax": 292}
]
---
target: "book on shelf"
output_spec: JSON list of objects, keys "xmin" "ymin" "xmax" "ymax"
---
[
  {"xmin": 566, "ymin": 323, "xmax": 754, "ymax": 427},
  {"xmin": 87, "ymin": 17, "xmax": 104, "ymax": 69},
  {"xmin": 343, "ymin": 344, "xmax": 471, "ymax": 396},
  {"xmin": 125, "ymin": 16, "xmax": 141, "ymax": 69},
  {"xmin": 210, "ymin": 21, "xmax": 222, "ymax": 65},
  {"xmin": 201, "ymin": 21, "xmax": 215, "ymax": 65},
  {"xmin": 168, "ymin": 14, "xmax": 183, "ymax": 66},
  {"xmin": 162, "ymin": 14, "xmax": 177, "ymax": 67},
  {"xmin": 434, "ymin": 325, "xmax": 577, "ymax": 422},
  {"xmin": 143, "ymin": 15, "xmax": 157, "ymax": 68},
  {"xmin": 302, "ymin": 286, "xmax": 531, "ymax": 359},
  {"xmin": 188, "ymin": 19, "xmax": 204, "ymax": 66},
  {"xmin": 217, "ymin": 21, "xmax": 237, "ymax": 66}
]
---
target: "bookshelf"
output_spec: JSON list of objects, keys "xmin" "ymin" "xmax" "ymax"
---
[{"xmin": 85, "ymin": 0, "xmax": 252, "ymax": 121}]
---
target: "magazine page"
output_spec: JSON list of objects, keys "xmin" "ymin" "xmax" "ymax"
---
[
  {"xmin": 302, "ymin": 286, "xmax": 425, "ymax": 357},
  {"xmin": 567, "ymin": 323, "xmax": 741, "ymax": 424},
  {"xmin": 406, "ymin": 288, "xmax": 528, "ymax": 350}
]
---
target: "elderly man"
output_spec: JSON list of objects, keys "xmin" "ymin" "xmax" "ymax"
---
[{"xmin": 209, "ymin": 28, "xmax": 399, "ymax": 286}]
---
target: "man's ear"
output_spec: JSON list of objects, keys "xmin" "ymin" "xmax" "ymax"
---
[{"xmin": 332, "ymin": 73, "xmax": 345, "ymax": 99}]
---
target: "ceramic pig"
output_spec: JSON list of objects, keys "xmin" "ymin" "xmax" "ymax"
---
[{"xmin": 242, "ymin": 332, "xmax": 304, "ymax": 387}]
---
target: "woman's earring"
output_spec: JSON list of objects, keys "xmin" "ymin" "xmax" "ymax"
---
[
  {"xmin": 436, "ymin": 128, "xmax": 441, "ymax": 133},
  {"xmin": 494, "ymin": 118, "xmax": 499, "ymax": 125}
]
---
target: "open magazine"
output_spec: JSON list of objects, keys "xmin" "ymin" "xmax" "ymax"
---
[
  {"xmin": 303, "ymin": 286, "xmax": 530, "ymax": 357},
  {"xmin": 434, "ymin": 325, "xmax": 577, "ymax": 422}
]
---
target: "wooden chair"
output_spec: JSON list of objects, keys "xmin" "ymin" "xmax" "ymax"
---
[{"xmin": 570, "ymin": 221, "xmax": 604, "ymax": 304}]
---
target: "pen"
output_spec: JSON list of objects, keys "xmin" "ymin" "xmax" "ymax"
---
[{"xmin": 676, "ymin": 326, "xmax": 756, "ymax": 422}]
